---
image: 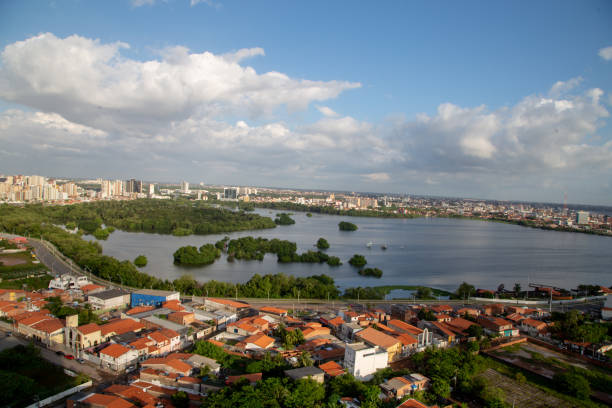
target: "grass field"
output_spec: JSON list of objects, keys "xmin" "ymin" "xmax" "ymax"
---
[{"xmin": 479, "ymin": 368, "xmax": 580, "ymax": 408}]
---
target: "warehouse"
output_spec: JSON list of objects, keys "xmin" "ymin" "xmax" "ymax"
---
[
  {"xmin": 131, "ymin": 289, "xmax": 180, "ymax": 307},
  {"xmin": 88, "ymin": 289, "xmax": 130, "ymax": 310}
]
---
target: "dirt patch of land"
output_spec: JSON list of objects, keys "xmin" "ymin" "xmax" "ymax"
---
[
  {"xmin": 0, "ymin": 256, "xmax": 28, "ymax": 266},
  {"xmin": 479, "ymin": 368, "xmax": 579, "ymax": 408}
]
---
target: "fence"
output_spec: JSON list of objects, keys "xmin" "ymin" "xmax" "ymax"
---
[{"xmin": 24, "ymin": 380, "xmax": 92, "ymax": 408}]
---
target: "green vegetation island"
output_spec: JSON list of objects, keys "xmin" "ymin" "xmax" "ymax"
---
[
  {"xmin": 274, "ymin": 213, "xmax": 295, "ymax": 225},
  {"xmin": 338, "ymin": 221, "xmax": 358, "ymax": 231},
  {"xmin": 358, "ymin": 267, "xmax": 383, "ymax": 278},
  {"xmin": 37, "ymin": 198, "xmax": 277, "ymax": 237},
  {"xmin": 348, "ymin": 253, "xmax": 367, "ymax": 267}
]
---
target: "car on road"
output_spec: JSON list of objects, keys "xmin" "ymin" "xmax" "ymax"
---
[
  {"xmin": 77, "ymin": 358, "xmax": 85, "ymax": 363},
  {"xmin": 64, "ymin": 354, "xmax": 75, "ymax": 360},
  {"xmin": 56, "ymin": 350, "xmax": 64, "ymax": 356}
]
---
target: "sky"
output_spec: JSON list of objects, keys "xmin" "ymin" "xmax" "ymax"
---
[{"xmin": 0, "ymin": 1, "xmax": 611, "ymax": 205}]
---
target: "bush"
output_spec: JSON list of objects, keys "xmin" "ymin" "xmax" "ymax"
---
[
  {"xmin": 553, "ymin": 371, "xmax": 590, "ymax": 400},
  {"xmin": 358, "ymin": 267, "xmax": 383, "ymax": 278},
  {"xmin": 316, "ymin": 237, "xmax": 330, "ymax": 250},
  {"xmin": 348, "ymin": 254, "xmax": 367, "ymax": 267},
  {"xmin": 134, "ymin": 255, "xmax": 147, "ymax": 267},
  {"xmin": 338, "ymin": 221, "xmax": 358, "ymax": 231}
]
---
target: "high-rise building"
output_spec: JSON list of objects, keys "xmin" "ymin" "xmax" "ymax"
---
[
  {"xmin": 224, "ymin": 187, "xmax": 238, "ymax": 200},
  {"xmin": 181, "ymin": 181, "xmax": 190, "ymax": 193},
  {"xmin": 576, "ymin": 211, "xmax": 590, "ymax": 225},
  {"xmin": 149, "ymin": 183, "xmax": 156, "ymax": 195},
  {"xmin": 126, "ymin": 179, "xmax": 142, "ymax": 193}
]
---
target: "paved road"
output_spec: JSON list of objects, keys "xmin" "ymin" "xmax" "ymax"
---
[{"xmin": 0, "ymin": 330, "xmax": 115, "ymax": 383}]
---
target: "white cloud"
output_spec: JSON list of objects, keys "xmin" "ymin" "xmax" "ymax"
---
[
  {"xmin": 598, "ymin": 46, "xmax": 612, "ymax": 61},
  {"xmin": 362, "ymin": 172, "xmax": 390, "ymax": 182},
  {"xmin": 0, "ymin": 33, "xmax": 360, "ymax": 136},
  {"xmin": 131, "ymin": 0, "xmax": 156, "ymax": 7},
  {"xmin": 316, "ymin": 105, "xmax": 339, "ymax": 117},
  {"xmin": 0, "ymin": 33, "xmax": 611, "ymax": 204},
  {"xmin": 549, "ymin": 76, "xmax": 582, "ymax": 98}
]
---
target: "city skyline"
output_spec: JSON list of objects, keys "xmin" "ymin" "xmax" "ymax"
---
[{"xmin": 1, "ymin": 1, "xmax": 612, "ymax": 205}]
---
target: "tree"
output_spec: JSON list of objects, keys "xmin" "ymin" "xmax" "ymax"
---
[
  {"xmin": 455, "ymin": 282, "xmax": 476, "ymax": 300},
  {"xmin": 416, "ymin": 286, "xmax": 432, "ymax": 299},
  {"xmin": 171, "ymin": 391, "xmax": 189, "ymax": 408},
  {"xmin": 134, "ymin": 255, "xmax": 147, "ymax": 267},
  {"xmin": 418, "ymin": 308, "xmax": 436, "ymax": 321},
  {"xmin": 513, "ymin": 283, "xmax": 521, "ymax": 296},
  {"xmin": 316, "ymin": 237, "xmax": 330, "ymax": 250},
  {"xmin": 553, "ymin": 371, "xmax": 590, "ymax": 399},
  {"xmin": 466, "ymin": 324, "xmax": 483, "ymax": 339},
  {"xmin": 338, "ymin": 221, "xmax": 358, "ymax": 231},
  {"xmin": 348, "ymin": 254, "xmax": 367, "ymax": 267},
  {"xmin": 298, "ymin": 351, "xmax": 314, "ymax": 367}
]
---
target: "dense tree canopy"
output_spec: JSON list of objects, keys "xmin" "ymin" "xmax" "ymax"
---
[
  {"xmin": 339, "ymin": 221, "xmax": 358, "ymax": 231},
  {"xmin": 274, "ymin": 213, "xmax": 296, "ymax": 225},
  {"xmin": 173, "ymin": 244, "xmax": 221, "ymax": 266},
  {"xmin": 348, "ymin": 254, "xmax": 367, "ymax": 267},
  {"xmin": 134, "ymin": 255, "xmax": 148, "ymax": 267},
  {"xmin": 316, "ymin": 237, "xmax": 330, "ymax": 250},
  {"xmin": 358, "ymin": 268, "xmax": 383, "ymax": 278}
]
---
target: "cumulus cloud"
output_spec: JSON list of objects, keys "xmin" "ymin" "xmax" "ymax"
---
[
  {"xmin": 598, "ymin": 46, "xmax": 612, "ymax": 61},
  {"xmin": 549, "ymin": 76, "xmax": 582, "ymax": 98},
  {"xmin": 0, "ymin": 33, "xmax": 360, "ymax": 136},
  {"xmin": 363, "ymin": 172, "xmax": 390, "ymax": 182},
  {"xmin": 316, "ymin": 106, "xmax": 339, "ymax": 117},
  {"xmin": 0, "ymin": 33, "xmax": 611, "ymax": 204},
  {"xmin": 131, "ymin": 0, "xmax": 156, "ymax": 7}
]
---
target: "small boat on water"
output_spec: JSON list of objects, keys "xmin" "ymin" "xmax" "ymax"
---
[
  {"xmin": 366, "ymin": 241, "xmax": 373, "ymax": 248},
  {"xmin": 381, "ymin": 244, "xmax": 387, "ymax": 250}
]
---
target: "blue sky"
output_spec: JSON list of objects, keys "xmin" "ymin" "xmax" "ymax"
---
[{"xmin": 1, "ymin": 1, "xmax": 611, "ymax": 205}]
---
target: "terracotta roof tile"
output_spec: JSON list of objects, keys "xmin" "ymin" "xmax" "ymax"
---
[
  {"xmin": 101, "ymin": 343, "xmax": 132, "ymax": 359},
  {"xmin": 356, "ymin": 327, "xmax": 400, "ymax": 349}
]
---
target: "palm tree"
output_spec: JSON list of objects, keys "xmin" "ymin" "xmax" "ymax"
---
[{"xmin": 514, "ymin": 283, "xmax": 521, "ymax": 296}]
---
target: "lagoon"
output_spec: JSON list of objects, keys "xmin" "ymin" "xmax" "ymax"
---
[{"xmin": 84, "ymin": 210, "xmax": 612, "ymax": 292}]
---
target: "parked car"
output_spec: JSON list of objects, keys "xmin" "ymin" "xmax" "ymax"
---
[
  {"xmin": 77, "ymin": 358, "xmax": 85, "ymax": 363},
  {"xmin": 56, "ymin": 350, "xmax": 64, "ymax": 356},
  {"xmin": 64, "ymin": 354, "xmax": 74, "ymax": 360}
]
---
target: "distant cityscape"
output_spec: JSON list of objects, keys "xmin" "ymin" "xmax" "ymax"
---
[{"xmin": 1, "ymin": 173, "xmax": 611, "ymax": 237}]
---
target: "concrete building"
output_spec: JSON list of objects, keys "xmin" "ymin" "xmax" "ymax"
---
[
  {"xmin": 343, "ymin": 342, "xmax": 388, "ymax": 380},
  {"xmin": 100, "ymin": 343, "xmax": 139, "ymax": 371},
  {"xmin": 284, "ymin": 366, "xmax": 325, "ymax": 383},
  {"xmin": 130, "ymin": 289, "xmax": 180, "ymax": 307},
  {"xmin": 603, "ymin": 296, "xmax": 612, "ymax": 320},
  {"xmin": 88, "ymin": 289, "xmax": 130, "ymax": 310},
  {"xmin": 355, "ymin": 327, "xmax": 402, "ymax": 362},
  {"xmin": 576, "ymin": 211, "xmax": 590, "ymax": 225}
]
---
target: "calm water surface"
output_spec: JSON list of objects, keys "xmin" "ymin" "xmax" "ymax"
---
[{"xmin": 84, "ymin": 210, "xmax": 612, "ymax": 291}]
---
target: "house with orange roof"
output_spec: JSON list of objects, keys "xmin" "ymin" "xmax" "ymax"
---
[
  {"xmin": 428, "ymin": 322, "xmax": 456, "ymax": 344},
  {"xmin": 104, "ymin": 384, "xmax": 159, "ymax": 407},
  {"xmin": 80, "ymin": 284, "xmax": 105, "ymax": 296},
  {"xmin": 319, "ymin": 360, "xmax": 345, "ymax": 377},
  {"xmin": 520, "ymin": 318, "xmax": 547, "ymax": 336},
  {"xmin": 226, "ymin": 317, "xmax": 263, "ymax": 336},
  {"xmin": 125, "ymin": 305, "xmax": 155, "ymax": 315},
  {"xmin": 141, "ymin": 357, "xmax": 192, "ymax": 376},
  {"xmin": 396, "ymin": 399, "xmax": 439, "ymax": 408},
  {"xmin": 67, "ymin": 322, "xmax": 102, "ymax": 350},
  {"xmin": 322, "ymin": 315, "xmax": 345, "ymax": 334},
  {"xmin": 477, "ymin": 316, "xmax": 518, "ymax": 337},
  {"xmin": 355, "ymin": 327, "xmax": 402, "ymax": 362},
  {"xmin": 394, "ymin": 333, "xmax": 419, "ymax": 354},
  {"xmin": 30, "ymin": 318, "xmax": 65, "ymax": 345},
  {"xmin": 259, "ymin": 306, "xmax": 288, "ymax": 317},
  {"xmin": 242, "ymin": 333, "xmax": 275, "ymax": 350},
  {"xmin": 100, "ymin": 343, "xmax": 139, "ymax": 371},
  {"xmin": 205, "ymin": 298, "xmax": 250, "ymax": 316},
  {"xmin": 70, "ymin": 392, "xmax": 136, "ymax": 408},
  {"xmin": 457, "ymin": 307, "xmax": 480, "ymax": 317},
  {"xmin": 387, "ymin": 320, "xmax": 433, "ymax": 349},
  {"xmin": 167, "ymin": 311, "xmax": 195, "ymax": 325},
  {"xmin": 302, "ymin": 326, "xmax": 331, "ymax": 340},
  {"xmin": 430, "ymin": 305, "xmax": 453, "ymax": 314},
  {"xmin": 162, "ymin": 299, "xmax": 185, "ymax": 312},
  {"xmin": 100, "ymin": 318, "xmax": 145, "ymax": 340},
  {"xmin": 225, "ymin": 372, "xmax": 262, "ymax": 386},
  {"xmin": 0, "ymin": 289, "xmax": 26, "ymax": 302}
]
